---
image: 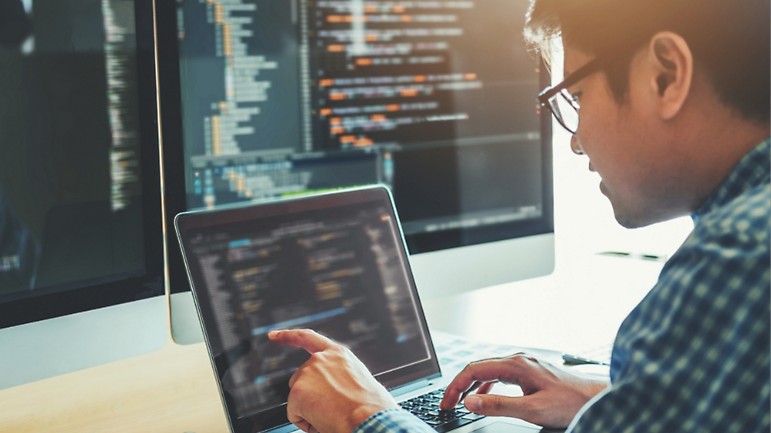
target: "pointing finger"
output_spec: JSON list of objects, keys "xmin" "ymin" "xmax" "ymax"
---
[{"xmin": 268, "ymin": 329, "xmax": 336, "ymax": 354}]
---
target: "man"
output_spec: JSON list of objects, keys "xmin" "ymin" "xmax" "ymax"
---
[{"xmin": 269, "ymin": 0, "xmax": 771, "ymax": 431}]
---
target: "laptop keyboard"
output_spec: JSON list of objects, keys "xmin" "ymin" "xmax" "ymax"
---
[{"xmin": 399, "ymin": 388, "xmax": 486, "ymax": 432}]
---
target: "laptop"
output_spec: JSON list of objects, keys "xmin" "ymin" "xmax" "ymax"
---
[{"xmin": 175, "ymin": 185, "xmax": 542, "ymax": 433}]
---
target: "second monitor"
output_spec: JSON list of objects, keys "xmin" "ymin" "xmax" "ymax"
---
[{"xmin": 157, "ymin": 0, "xmax": 554, "ymax": 340}]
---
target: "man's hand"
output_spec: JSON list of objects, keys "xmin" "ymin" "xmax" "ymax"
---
[
  {"xmin": 440, "ymin": 354, "xmax": 608, "ymax": 428},
  {"xmin": 268, "ymin": 329, "xmax": 399, "ymax": 433}
]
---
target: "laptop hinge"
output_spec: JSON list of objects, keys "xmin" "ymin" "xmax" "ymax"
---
[{"xmin": 389, "ymin": 372, "xmax": 442, "ymax": 398}]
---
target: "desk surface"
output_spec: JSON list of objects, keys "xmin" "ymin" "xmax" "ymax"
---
[
  {"xmin": 1, "ymin": 340, "xmax": 229, "ymax": 433},
  {"xmin": 0, "ymin": 255, "xmax": 662, "ymax": 433}
]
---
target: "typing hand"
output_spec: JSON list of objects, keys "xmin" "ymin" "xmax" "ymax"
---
[
  {"xmin": 439, "ymin": 354, "xmax": 608, "ymax": 428},
  {"xmin": 269, "ymin": 329, "xmax": 398, "ymax": 433}
]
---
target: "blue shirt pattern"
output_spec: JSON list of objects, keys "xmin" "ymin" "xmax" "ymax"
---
[
  {"xmin": 355, "ymin": 138, "xmax": 770, "ymax": 433},
  {"xmin": 571, "ymin": 138, "xmax": 770, "ymax": 433},
  {"xmin": 355, "ymin": 408, "xmax": 435, "ymax": 433}
]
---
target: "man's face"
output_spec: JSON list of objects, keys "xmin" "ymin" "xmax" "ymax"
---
[{"xmin": 563, "ymin": 47, "xmax": 688, "ymax": 228}]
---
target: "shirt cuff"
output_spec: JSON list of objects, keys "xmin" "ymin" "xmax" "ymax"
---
[{"xmin": 353, "ymin": 408, "xmax": 436, "ymax": 433}]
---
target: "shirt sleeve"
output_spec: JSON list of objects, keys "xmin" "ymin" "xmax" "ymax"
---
[{"xmin": 353, "ymin": 408, "xmax": 437, "ymax": 433}]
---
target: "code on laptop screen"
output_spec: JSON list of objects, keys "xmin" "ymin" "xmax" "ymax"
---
[{"xmin": 183, "ymin": 198, "xmax": 431, "ymax": 417}]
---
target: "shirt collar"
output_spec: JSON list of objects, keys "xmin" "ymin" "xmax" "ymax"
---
[{"xmin": 692, "ymin": 137, "xmax": 771, "ymax": 222}]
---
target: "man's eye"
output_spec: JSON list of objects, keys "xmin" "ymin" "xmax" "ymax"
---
[
  {"xmin": 566, "ymin": 91, "xmax": 582, "ymax": 109},
  {"xmin": 570, "ymin": 91, "xmax": 582, "ymax": 103}
]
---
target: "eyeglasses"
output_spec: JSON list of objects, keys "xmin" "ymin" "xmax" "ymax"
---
[{"xmin": 537, "ymin": 56, "xmax": 606, "ymax": 134}]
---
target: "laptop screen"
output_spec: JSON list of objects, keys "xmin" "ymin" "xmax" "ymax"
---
[{"xmin": 175, "ymin": 186, "xmax": 440, "ymax": 432}]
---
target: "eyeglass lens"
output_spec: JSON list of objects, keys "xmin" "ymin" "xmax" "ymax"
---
[{"xmin": 549, "ymin": 89, "xmax": 580, "ymax": 134}]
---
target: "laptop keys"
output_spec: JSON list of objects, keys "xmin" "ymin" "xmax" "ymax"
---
[{"xmin": 399, "ymin": 389, "xmax": 486, "ymax": 432}]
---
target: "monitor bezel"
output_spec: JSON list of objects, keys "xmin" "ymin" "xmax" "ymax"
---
[{"xmin": 0, "ymin": 0, "xmax": 165, "ymax": 329}]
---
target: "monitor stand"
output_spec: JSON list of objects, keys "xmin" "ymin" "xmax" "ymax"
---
[{"xmin": 170, "ymin": 291, "xmax": 205, "ymax": 345}]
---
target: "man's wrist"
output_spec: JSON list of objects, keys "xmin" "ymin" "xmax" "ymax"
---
[
  {"xmin": 353, "ymin": 408, "xmax": 437, "ymax": 433},
  {"xmin": 581, "ymin": 377, "xmax": 610, "ymax": 400},
  {"xmin": 347, "ymin": 404, "xmax": 398, "ymax": 432}
]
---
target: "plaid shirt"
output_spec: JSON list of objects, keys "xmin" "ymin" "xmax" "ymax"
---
[
  {"xmin": 570, "ymin": 138, "xmax": 770, "ymax": 433},
  {"xmin": 356, "ymin": 409, "xmax": 435, "ymax": 433},
  {"xmin": 356, "ymin": 138, "xmax": 771, "ymax": 433}
]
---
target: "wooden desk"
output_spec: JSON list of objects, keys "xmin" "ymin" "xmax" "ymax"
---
[{"xmin": 0, "ymin": 340, "xmax": 229, "ymax": 433}]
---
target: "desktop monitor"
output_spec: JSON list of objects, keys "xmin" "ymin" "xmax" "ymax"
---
[
  {"xmin": 0, "ymin": 0, "xmax": 167, "ymax": 388},
  {"xmin": 156, "ymin": 0, "xmax": 554, "ymax": 343}
]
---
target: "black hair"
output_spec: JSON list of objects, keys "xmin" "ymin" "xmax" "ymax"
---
[{"xmin": 525, "ymin": 0, "xmax": 770, "ymax": 123}]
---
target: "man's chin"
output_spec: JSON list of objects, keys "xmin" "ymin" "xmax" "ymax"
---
[
  {"xmin": 607, "ymin": 197, "xmax": 650, "ymax": 229},
  {"xmin": 612, "ymin": 205, "xmax": 681, "ymax": 229},
  {"xmin": 613, "ymin": 213, "xmax": 648, "ymax": 229}
]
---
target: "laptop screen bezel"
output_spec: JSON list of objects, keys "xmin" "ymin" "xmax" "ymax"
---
[{"xmin": 175, "ymin": 185, "xmax": 441, "ymax": 433}]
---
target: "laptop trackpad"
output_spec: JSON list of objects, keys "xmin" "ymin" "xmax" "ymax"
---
[{"xmin": 471, "ymin": 422, "xmax": 547, "ymax": 433}]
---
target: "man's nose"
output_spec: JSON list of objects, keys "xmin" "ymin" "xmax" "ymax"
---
[{"xmin": 570, "ymin": 134, "xmax": 585, "ymax": 155}]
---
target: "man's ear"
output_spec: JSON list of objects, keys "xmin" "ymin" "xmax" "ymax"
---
[{"xmin": 646, "ymin": 32, "xmax": 693, "ymax": 120}]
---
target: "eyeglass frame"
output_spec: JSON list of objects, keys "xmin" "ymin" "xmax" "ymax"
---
[
  {"xmin": 536, "ymin": 32, "xmax": 654, "ymax": 135},
  {"xmin": 537, "ymin": 55, "xmax": 608, "ymax": 134}
]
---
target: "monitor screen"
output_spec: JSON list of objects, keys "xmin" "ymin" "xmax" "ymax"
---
[
  {"xmin": 158, "ymin": 0, "xmax": 553, "ymax": 315},
  {"xmin": 0, "ymin": 0, "xmax": 163, "ymax": 328}
]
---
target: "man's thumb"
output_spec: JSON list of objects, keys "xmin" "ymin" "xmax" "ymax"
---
[{"xmin": 464, "ymin": 394, "xmax": 519, "ymax": 417}]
